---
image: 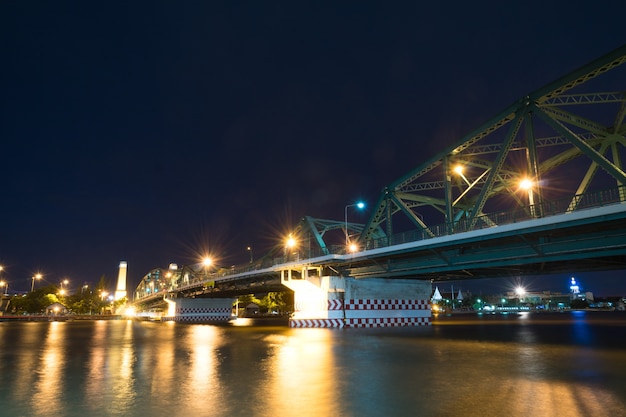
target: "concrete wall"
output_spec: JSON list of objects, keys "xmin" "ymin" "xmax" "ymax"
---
[
  {"xmin": 162, "ymin": 297, "xmax": 235, "ymax": 323},
  {"xmin": 284, "ymin": 273, "xmax": 432, "ymax": 328}
]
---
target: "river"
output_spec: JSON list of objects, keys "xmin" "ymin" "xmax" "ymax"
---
[{"xmin": 0, "ymin": 311, "xmax": 624, "ymax": 417}]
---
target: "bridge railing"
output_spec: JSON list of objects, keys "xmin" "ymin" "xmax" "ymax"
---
[
  {"xmin": 302, "ymin": 185, "xmax": 625, "ymax": 255},
  {"xmin": 362, "ymin": 185, "xmax": 625, "ymax": 251}
]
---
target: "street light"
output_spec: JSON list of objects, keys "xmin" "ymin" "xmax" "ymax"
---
[
  {"xmin": 247, "ymin": 246, "xmax": 253, "ymax": 263},
  {"xmin": 60, "ymin": 279, "xmax": 69, "ymax": 295},
  {"xmin": 285, "ymin": 234, "xmax": 297, "ymax": 261},
  {"xmin": 515, "ymin": 286, "xmax": 526, "ymax": 305},
  {"xmin": 454, "ymin": 165, "xmax": 471, "ymax": 186},
  {"xmin": 519, "ymin": 177, "xmax": 537, "ymax": 217},
  {"xmin": 345, "ymin": 201, "xmax": 365, "ymax": 246},
  {"xmin": 31, "ymin": 273, "xmax": 42, "ymax": 292},
  {"xmin": 0, "ymin": 266, "xmax": 5, "ymax": 295},
  {"xmin": 202, "ymin": 257, "xmax": 212, "ymax": 276}
]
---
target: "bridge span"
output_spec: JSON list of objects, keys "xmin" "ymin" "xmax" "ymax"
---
[{"xmin": 132, "ymin": 44, "xmax": 626, "ymax": 327}]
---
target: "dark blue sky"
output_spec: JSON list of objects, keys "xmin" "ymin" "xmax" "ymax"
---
[{"xmin": 1, "ymin": 1, "xmax": 625, "ymax": 295}]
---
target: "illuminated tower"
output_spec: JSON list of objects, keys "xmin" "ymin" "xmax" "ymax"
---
[
  {"xmin": 569, "ymin": 276, "xmax": 580, "ymax": 299},
  {"xmin": 115, "ymin": 261, "xmax": 128, "ymax": 301}
]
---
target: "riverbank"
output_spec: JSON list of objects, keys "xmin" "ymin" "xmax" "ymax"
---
[{"xmin": 0, "ymin": 314, "xmax": 122, "ymax": 322}]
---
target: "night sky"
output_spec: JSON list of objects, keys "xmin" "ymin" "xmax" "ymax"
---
[{"xmin": 2, "ymin": 2, "xmax": 625, "ymax": 296}]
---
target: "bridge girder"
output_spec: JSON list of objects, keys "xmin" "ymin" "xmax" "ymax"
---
[
  {"xmin": 347, "ymin": 208, "xmax": 626, "ymax": 282},
  {"xmin": 361, "ymin": 44, "xmax": 626, "ymax": 243}
]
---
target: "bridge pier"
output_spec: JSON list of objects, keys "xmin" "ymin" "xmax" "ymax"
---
[
  {"xmin": 162, "ymin": 297, "xmax": 235, "ymax": 323},
  {"xmin": 281, "ymin": 268, "xmax": 431, "ymax": 328}
]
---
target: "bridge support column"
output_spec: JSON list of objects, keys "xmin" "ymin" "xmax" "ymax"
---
[
  {"xmin": 282, "ymin": 269, "xmax": 431, "ymax": 328},
  {"xmin": 162, "ymin": 297, "xmax": 235, "ymax": 323}
]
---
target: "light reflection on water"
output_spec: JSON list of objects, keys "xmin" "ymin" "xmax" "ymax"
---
[
  {"xmin": 265, "ymin": 329, "xmax": 342, "ymax": 416},
  {"xmin": 31, "ymin": 322, "xmax": 65, "ymax": 416},
  {"xmin": 0, "ymin": 313, "xmax": 624, "ymax": 417}
]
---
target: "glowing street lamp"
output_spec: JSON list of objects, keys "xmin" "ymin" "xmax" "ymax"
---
[
  {"xmin": 0, "ymin": 266, "xmax": 5, "ymax": 295},
  {"xmin": 247, "ymin": 246, "xmax": 253, "ymax": 263},
  {"xmin": 345, "ymin": 201, "xmax": 365, "ymax": 246},
  {"xmin": 519, "ymin": 177, "xmax": 535, "ymax": 203},
  {"xmin": 454, "ymin": 165, "xmax": 471, "ymax": 186},
  {"xmin": 31, "ymin": 273, "xmax": 42, "ymax": 292},
  {"xmin": 202, "ymin": 257, "xmax": 213, "ymax": 276},
  {"xmin": 285, "ymin": 234, "xmax": 297, "ymax": 261},
  {"xmin": 286, "ymin": 235, "xmax": 296, "ymax": 249},
  {"xmin": 519, "ymin": 177, "xmax": 538, "ymax": 217},
  {"xmin": 515, "ymin": 286, "xmax": 526, "ymax": 306}
]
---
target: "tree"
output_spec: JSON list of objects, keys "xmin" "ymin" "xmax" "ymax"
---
[
  {"xmin": 9, "ymin": 285, "xmax": 58, "ymax": 314},
  {"xmin": 257, "ymin": 291, "xmax": 293, "ymax": 314}
]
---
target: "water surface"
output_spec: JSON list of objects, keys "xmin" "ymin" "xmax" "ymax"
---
[{"xmin": 0, "ymin": 311, "xmax": 624, "ymax": 417}]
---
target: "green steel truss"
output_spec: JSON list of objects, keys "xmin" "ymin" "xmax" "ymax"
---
[{"xmin": 360, "ymin": 44, "xmax": 626, "ymax": 243}]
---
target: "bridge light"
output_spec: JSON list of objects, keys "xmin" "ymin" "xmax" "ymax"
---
[
  {"xmin": 202, "ymin": 257, "xmax": 213, "ymax": 267},
  {"xmin": 286, "ymin": 234, "xmax": 296, "ymax": 249},
  {"xmin": 348, "ymin": 243, "xmax": 358, "ymax": 253},
  {"xmin": 519, "ymin": 178, "xmax": 534, "ymax": 190},
  {"xmin": 519, "ymin": 177, "xmax": 537, "ymax": 215},
  {"xmin": 453, "ymin": 165, "xmax": 471, "ymax": 186},
  {"xmin": 345, "ymin": 201, "xmax": 366, "ymax": 246}
]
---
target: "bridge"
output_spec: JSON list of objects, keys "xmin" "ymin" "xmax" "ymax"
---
[{"xmin": 132, "ymin": 44, "xmax": 626, "ymax": 327}]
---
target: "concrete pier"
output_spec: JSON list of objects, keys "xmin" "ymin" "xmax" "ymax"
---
[
  {"xmin": 162, "ymin": 297, "xmax": 235, "ymax": 323},
  {"xmin": 281, "ymin": 268, "xmax": 431, "ymax": 328}
]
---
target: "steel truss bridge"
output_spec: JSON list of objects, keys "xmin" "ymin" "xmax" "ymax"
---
[{"xmin": 134, "ymin": 44, "xmax": 626, "ymax": 308}]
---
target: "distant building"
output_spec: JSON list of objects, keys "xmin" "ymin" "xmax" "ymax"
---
[{"xmin": 46, "ymin": 302, "xmax": 68, "ymax": 315}]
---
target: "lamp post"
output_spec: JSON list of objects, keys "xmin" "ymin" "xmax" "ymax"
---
[
  {"xmin": 202, "ymin": 257, "xmax": 212, "ymax": 276},
  {"xmin": 515, "ymin": 286, "xmax": 526, "ymax": 306},
  {"xmin": 344, "ymin": 201, "xmax": 365, "ymax": 246},
  {"xmin": 0, "ymin": 266, "xmax": 5, "ymax": 295},
  {"xmin": 31, "ymin": 273, "xmax": 42, "ymax": 292},
  {"xmin": 247, "ymin": 246, "xmax": 253, "ymax": 263},
  {"xmin": 60, "ymin": 278, "xmax": 69, "ymax": 295},
  {"xmin": 520, "ymin": 178, "xmax": 536, "ymax": 217},
  {"xmin": 285, "ymin": 234, "xmax": 297, "ymax": 261}
]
